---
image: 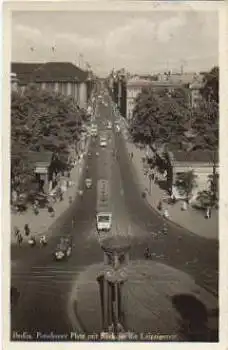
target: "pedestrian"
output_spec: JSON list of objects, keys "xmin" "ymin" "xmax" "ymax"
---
[
  {"xmin": 144, "ymin": 247, "xmax": 151, "ymax": 259},
  {"xmin": 24, "ymin": 224, "xmax": 30, "ymax": 236},
  {"xmin": 69, "ymin": 196, "xmax": 73, "ymax": 205},
  {"xmin": 157, "ymin": 200, "xmax": 163, "ymax": 211},
  {"xmin": 51, "ymin": 207, "xmax": 55, "ymax": 218},
  {"xmin": 33, "ymin": 203, "xmax": 39, "ymax": 215},
  {"xmin": 208, "ymin": 206, "xmax": 212, "ymax": 218},
  {"xmin": 48, "ymin": 204, "xmax": 55, "ymax": 217},
  {"xmin": 171, "ymin": 193, "xmax": 176, "ymax": 204},
  {"xmin": 163, "ymin": 208, "xmax": 169, "ymax": 219},
  {"xmin": 205, "ymin": 206, "xmax": 210, "ymax": 219},
  {"xmin": 131, "ymin": 152, "xmax": 133, "ymax": 160},
  {"xmin": 181, "ymin": 201, "xmax": 187, "ymax": 211},
  {"xmin": 14, "ymin": 226, "xmax": 20, "ymax": 238},
  {"xmin": 40, "ymin": 235, "xmax": 47, "ymax": 246},
  {"xmin": 17, "ymin": 233, "xmax": 23, "ymax": 246}
]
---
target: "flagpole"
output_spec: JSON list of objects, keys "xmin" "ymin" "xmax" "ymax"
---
[
  {"xmin": 30, "ymin": 47, "xmax": 35, "ymax": 62},
  {"xmin": 51, "ymin": 46, "xmax": 55, "ymax": 62}
]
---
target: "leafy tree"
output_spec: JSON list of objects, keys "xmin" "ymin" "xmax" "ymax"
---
[
  {"xmin": 191, "ymin": 99, "xmax": 218, "ymax": 150},
  {"xmin": 11, "ymin": 86, "xmax": 86, "ymax": 192},
  {"xmin": 175, "ymin": 170, "xmax": 198, "ymax": 202},
  {"xmin": 129, "ymin": 87, "xmax": 191, "ymax": 150},
  {"xmin": 200, "ymin": 66, "xmax": 219, "ymax": 103}
]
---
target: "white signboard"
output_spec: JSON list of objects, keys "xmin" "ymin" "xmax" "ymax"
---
[{"xmin": 35, "ymin": 167, "xmax": 48, "ymax": 174}]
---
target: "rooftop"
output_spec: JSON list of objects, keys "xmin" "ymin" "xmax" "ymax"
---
[
  {"xmin": 127, "ymin": 78, "xmax": 152, "ymax": 87},
  {"xmin": 11, "ymin": 62, "xmax": 89, "ymax": 84},
  {"xmin": 11, "ymin": 63, "xmax": 43, "ymax": 85},
  {"xmin": 27, "ymin": 151, "xmax": 53, "ymax": 165},
  {"xmin": 127, "ymin": 78, "xmax": 186, "ymax": 89},
  {"xmin": 169, "ymin": 150, "xmax": 218, "ymax": 164}
]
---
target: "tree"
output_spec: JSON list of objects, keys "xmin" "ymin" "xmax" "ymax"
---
[
  {"xmin": 129, "ymin": 87, "xmax": 191, "ymax": 150},
  {"xmin": 191, "ymin": 99, "xmax": 218, "ymax": 150},
  {"xmin": 200, "ymin": 66, "xmax": 219, "ymax": 103},
  {"xmin": 208, "ymin": 172, "xmax": 219, "ymax": 204},
  {"xmin": 175, "ymin": 170, "xmax": 198, "ymax": 202},
  {"xmin": 11, "ymin": 86, "xmax": 86, "ymax": 191},
  {"xmin": 191, "ymin": 97, "xmax": 219, "ymax": 204}
]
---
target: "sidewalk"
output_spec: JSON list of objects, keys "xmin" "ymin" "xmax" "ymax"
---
[
  {"xmin": 11, "ymin": 138, "xmax": 90, "ymax": 245},
  {"xmin": 120, "ymin": 118, "xmax": 218, "ymax": 240}
]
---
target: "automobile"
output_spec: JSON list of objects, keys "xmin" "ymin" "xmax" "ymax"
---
[
  {"xmin": 115, "ymin": 125, "xmax": 120, "ymax": 133},
  {"xmin": 100, "ymin": 137, "xmax": 107, "ymax": 147},
  {"xmin": 54, "ymin": 236, "xmax": 73, "ymax": 261},
  {"xmin": 85, "ymin": 178, "xmax": 92, "ymax": 189},
  {"xmin": 107, "ymin": 122, "xmax": 112, "ymax": 130}
]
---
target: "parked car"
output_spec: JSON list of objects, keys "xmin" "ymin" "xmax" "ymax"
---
[
  {"xmin": 54, "ymin": 236, "xmax": 73, "ymax": 261},
  {"xmin": 107, "ymin": 121, "xmax": 112, "ymax": 130}
]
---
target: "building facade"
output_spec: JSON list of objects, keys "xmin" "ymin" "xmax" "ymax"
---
[
  {"xmin": 167, "ymin": 150, "xmax": 218, "ymax": 201},
  {"xmin": 11, "ymin": 62, "xmax": 92, "ymax": 110},
  {"xmin": 28, "ymin": 151, "xmax": 54, "ymax": 193},
  {"xmin": 126, "ymin": 78, "xmax": 152, "ymax": 121}
]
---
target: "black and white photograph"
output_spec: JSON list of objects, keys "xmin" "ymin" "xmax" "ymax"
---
[{"xmin": 2, "ymin": 0, "xmax": 227, "ymax": 347}]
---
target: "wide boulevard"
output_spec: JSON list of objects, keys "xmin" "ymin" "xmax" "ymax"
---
[{"xmin": 11, "ymin": 85, "xmax": 218, "ymax": 337}]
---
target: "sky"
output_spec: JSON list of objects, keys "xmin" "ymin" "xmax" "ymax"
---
[{"xmin": 11, "ymin": 9, "xmax": 218, "ymax": 76}]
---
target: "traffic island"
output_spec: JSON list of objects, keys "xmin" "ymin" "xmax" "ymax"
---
[{"xmin": 68, "ymin": 235, "xmax": 218, "ymax": 340}]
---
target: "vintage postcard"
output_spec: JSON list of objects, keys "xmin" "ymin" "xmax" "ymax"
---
[{"xmin": 2, "ymin": 1, "xmax": 228, "ymax": 349}]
